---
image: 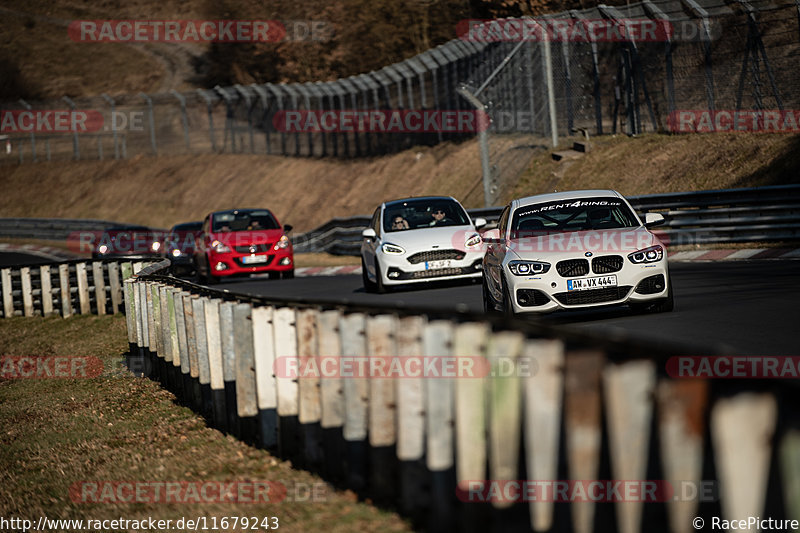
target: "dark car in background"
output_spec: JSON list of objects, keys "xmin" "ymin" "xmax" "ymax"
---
[
  {"xmin": 91, "ymin": 225, "xmax": 163, "ymax": 259},
  {"xmin": 194, "ymin": 209, "xmax": 294, "ymax": 283},
  {"xmin": 162, "ymin": 221, "xmax": 202, "ymax": 276}
]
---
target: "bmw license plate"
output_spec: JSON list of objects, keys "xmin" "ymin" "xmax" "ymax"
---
[
  {"xmin": 425, "ymin": 259, "xmax": 452, "ymax": 270},
  {"xmin": 241, "ymin": 254, "xmax": 268, "ymax": 264},
  {"xmin": 567, "ymin": 275, "xmax": 617, "ymax": 291}
]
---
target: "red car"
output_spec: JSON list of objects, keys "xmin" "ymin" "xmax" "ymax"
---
[{"xmin": 194, "ymin": 209, "xmax": 294, "ymax": 283}]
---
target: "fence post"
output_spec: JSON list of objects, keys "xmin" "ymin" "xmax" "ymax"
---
[
  {"xmin": 423, "ymin": 320, "xmax": 457, "ymax": 530},
  {"xmin": 183, "ymin": 294, "xmax": 201, "ymax": 409},
  {"xmin": 453, "ymin": 322, "xmax": 490, "ymax": 531},
  {"xmin": 233, "ymin": 303, "xmax": 259, "ymax": 442},
  {"xmin": 657, "ymin": 380, "xmax": 709, "ymax": 532},
  {"xmin": 366, "ymin": 314, "xmax": 398, "ymax": 504},
  {"xmin": 340, "ymin": 312, "xmax": 369, "ymax": 492},
  {"xmin": 102, "ymin": 94, "xmax": 119, "ymax": 159},
  {"xmin": 40, "ymin": 265, "xmax": 53, "ymax": 317},
  {"xmin": 108, "ymin": 262, "xmax": 122, "ymax": 313},
  {"xmin": 564, "ymin": 351, "xmax": 604, "ymax": 533},
  {"xmin": 274, "ymin": 306, "xmax": 300, "ymax": 459},
  {"xmin": 92, "ymin": 261, "xmax": 106, "ymax": 315},
  {"xmin": 712, "ymin": 393, "xmax": 778, "ymax": 530},
  {"xmin": 205, "ymin": 298, "xmax": 226, "ymax": 429},
  {"xmin": 318, "ymin": 309, "xmax": 345, "ymax": 480},
  {"xmin": 139, "ymin": 92, "xmax": 158, "ymax": 155},
  {"xmin": 76, "ymin": 262, "xmax": 90, "ymax": 314},
  {"xmin": 522, "ymin": 339, "xmax": 564, "ymax": 532},
  {"xmin": 297, "ymin": 308, "xmax": 323, "ymax": 471},
  {"xmin": 1, "ymin": 269, "xmax": 12, "ymax": 318},
  {"xmin": 20, "ymin": 267, "xmax": 33, "ymax": 317},
  {"xmin": 171, "ymin": 90, "xmax": 191, "ymax": 152},
  {"xmin": 58, "ymin": 264, "xmax": 72, "ymax": 317},
  {"xmin": 252, "ymin": 305, "xmax": 277, "ymax": 447},
  {"xmin": 159, "ymin": 286, "xmax": 173, "ymax": 385},
  {"xmin": 603, "ymin": 360, "xmax": 657, "ymax": 533},
  {"xmin": 220, "ymin": 301, "xmax": 238, "ymax": 435},
  {"xmin": 173, "ymin": 291, "xmax": 190, "ymax": 399},
  {"xmin": 192, "ymin": 296, "xmax": 212, "ymax": 417}
]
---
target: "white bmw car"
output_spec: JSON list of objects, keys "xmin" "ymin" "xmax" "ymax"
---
[
  {"xmin": 360, "ymin": 196, "xmax": 486, "ymax": 292},
  {"xmin": 482, "ymin": 190, "xmax": 673, "ymax": 315}
]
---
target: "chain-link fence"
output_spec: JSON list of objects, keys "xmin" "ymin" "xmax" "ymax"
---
[
  {"xmin": 459, "ymin": 0, "xmax": 800, "ymax": 206},
  {"xmin": 3, "ymin": 0, "xmax": 799, "ymax": 207}
]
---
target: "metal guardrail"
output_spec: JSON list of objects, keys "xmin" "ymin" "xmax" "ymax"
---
[
  {"xmin": 0, "ymin": 258, "xmax": 157, "ymax": 318},
  {"xmin": 293, "ymin": 185, "xmax": 800, "ymax": 254},
  {"xmin": 0, "ymin": 217, "xmax": 127, "ymax": 241},
  {"xmin": 122, "ymin": 258, "xmax": 797, "ymax": 532}
]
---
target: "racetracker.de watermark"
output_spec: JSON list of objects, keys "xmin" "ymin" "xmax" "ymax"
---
[
  {"xmin": 667, "ymin": 356, "xmax": 800, "ymax": 379},
  {"xmin": 457, "ymin": 480, "xmax": 718, "ymax": 503},
  {"xmin": 668, "ymin": 110, "xmax": 800, "ymax": 133},
  {"xmin": 273, "ymin": 355, "xmax": 537, "ymax": 379},
  {"xmin": 68, "ymin": 20, "xmax": 331, "ymax": 43},
  {"xmin": 70, "ymin": 481, "xmax": 328, "ymax": 504},
  {"xmin": 450, "ymin": 228, "xmax": 669, "ymax": 254},
  {"xmin": 457, "ymin": 18, "xmax": 721, "ymax": 42},
  {"xmin": 272, "ymin": 110, "xmax": 490, "ymax": 133},
  {"xmin": 0, "ymin": 356, "xmax": 103, "ymax": 379}
]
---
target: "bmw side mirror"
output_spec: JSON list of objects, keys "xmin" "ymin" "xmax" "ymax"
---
[
  {"xmin": 362, "ymin": 228, "xmax": 377, "ymax": 240},
  {"xmin": 283, "ymin": 224, "xmax": 293, "ymax": 233},
  {"xmin": 644, "ymin": 213, "xmax": 665, "ymax": 228},
  {"xmin": 482, "ymin": 228, "xmax": 501, "ymax": 244},
  {"xmin": 474, "ymin": 217, "xmax": 487, "ymax": 229}
]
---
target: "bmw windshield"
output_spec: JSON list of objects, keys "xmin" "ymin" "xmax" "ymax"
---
[{"xmin": 511, "ymin": 197, "xmax": 639, "ymax": 237}]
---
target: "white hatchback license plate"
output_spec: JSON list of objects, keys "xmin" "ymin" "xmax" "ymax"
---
[
  {"xmin": 241, "ymin": 254, "xmax": 268, "ymax": 264},
  {"xmin": 567, "ymin": 275, "xmax": 617, "ymax": 291},
  {"xmin": 425, "ymin": 259, "xmax": 452, "ymax": 269}
]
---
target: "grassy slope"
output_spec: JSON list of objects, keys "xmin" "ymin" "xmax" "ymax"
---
[
  {"xmin": 0, "ymin": 133, "xmax": 798, "ymax": 234},
  {"xmin": 0, "ymin": 315, "xmax": 411, "ymax": 531}
]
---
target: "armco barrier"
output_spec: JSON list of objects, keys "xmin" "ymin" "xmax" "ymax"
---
[
  {"xmin": 294, "ymin": 184, "xmax": 800, "ymax": 255},
  {"xmin": 124, "ymin": 262, "xmax": 799, "ymax": 532},
  {"xmin": 0, "ymin": 259, "xmax": 158, "ymax": 318}
]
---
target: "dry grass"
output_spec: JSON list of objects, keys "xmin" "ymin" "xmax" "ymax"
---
[
  {"xmin": 513, "ymin": 132, "xmax": 800, "ymax": 199},
  {"xmin": 0, "ymin": 315, "xmax": 412, "ymax": 532}
]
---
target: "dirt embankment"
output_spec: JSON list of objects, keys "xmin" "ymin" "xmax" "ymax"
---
[{"xmin": 0, "ymin": 133, "xmax": 798, "ymax": 233}]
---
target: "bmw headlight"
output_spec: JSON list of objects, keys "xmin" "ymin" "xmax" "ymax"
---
[
  {"xmin": 508, "ymin": 260, "xmax": 550, "ymax": 275},
  {"xmin": 381, "ymin": 243, "xmax": 406, "ymax": 255},
  {"xmin": 212, "ymin": 240, "xmax": 232, "ymax": 253},
  {"xmin": 628, "ymin": 245, "xmax": 663, "ymax": 264},
  {"xmin": 465, "ymin": 233, "xmax": 482, "ymax": 248}
]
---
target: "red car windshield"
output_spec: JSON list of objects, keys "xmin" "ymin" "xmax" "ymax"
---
[{"xmin": 212, "ymin": 211, "xmax": 279, "ymax": 232}]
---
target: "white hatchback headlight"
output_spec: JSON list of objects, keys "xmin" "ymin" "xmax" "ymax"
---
[
  {"xmin": 465, "ymin": 233, "xmax": 482, "ymax": 248},
  {"xmin": 381, "ymin": 243, "xmax": 406, "ymax": 255},
  {"xmin": 628, "ymin": 245, "xmax": 663, "ymax": 264}
]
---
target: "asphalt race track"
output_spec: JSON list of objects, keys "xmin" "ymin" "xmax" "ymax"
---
[
  {"xmin": 215, "ymin": 259, "xmax": 799, "ymax": 356},
  {"xmin": 1, "ymin": 251, "xmax": 795, "ymax": 355}
]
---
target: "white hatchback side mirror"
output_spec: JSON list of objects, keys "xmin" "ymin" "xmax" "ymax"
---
[
  {"xmin": 473, "ymin": 217, "xmax": 487, "ymax": 229},
  {"xmin": 644, "ymin": 213, "xmax": 666, "ymax": 227},
  {"xmin": 362, "ymin": 228, "xmax": 377, "ymax": 240}
]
